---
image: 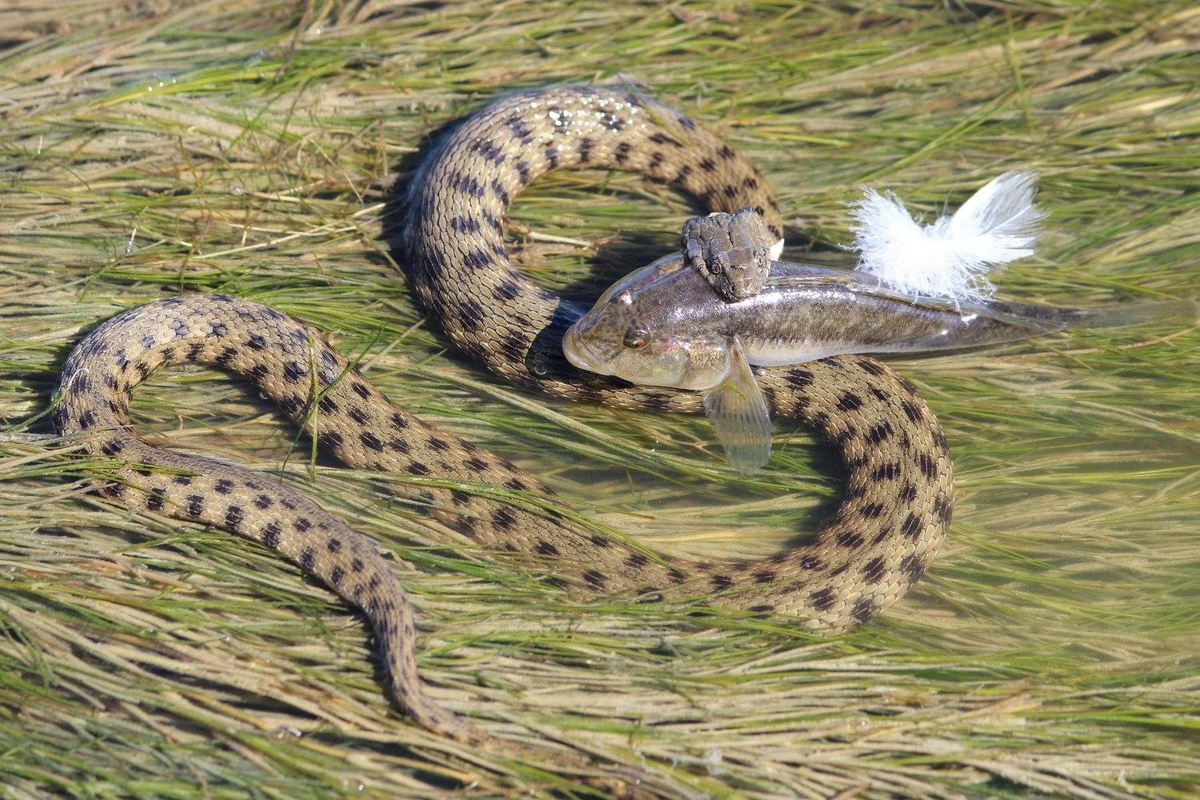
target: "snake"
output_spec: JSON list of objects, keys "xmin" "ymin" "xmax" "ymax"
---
[{"xmin": 52, "ymin": 85, "xmax": 953, "ymax": 794}]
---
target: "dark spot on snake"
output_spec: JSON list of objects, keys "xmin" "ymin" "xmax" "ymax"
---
[
  {"xmin": 186, "ymin": 495, "xmax": 204, "ymax": 517},
  {"xmin": 261, "ymin": 522, "xmax": 282, "ymax": 547},
  {"xmin": 407, "ymin": 462, "xmax": 430, "ymax": 476},
  {"xmin": 917, "ymin": 453, "xmax": 938, "ymax": 479},
  {"xmin": 614, "ymin": 141, "xmax": 630, "ymax": 163},
  {"xmin": 514, "ymin": 160, "xmax": 530, "ymax": 182},
  {"xmin": 900, "ymin": 512, "xmax": 923, "ymax": 538},
  {"xmin": 225, "ymin": 505, "xmax": 244, "ymax": 529},
  {"xmin": 172, "ymin": 475, "xmax": 192, "ymax": 486},
  {"xmin": 642, "ymin": 395, "xmax": 669, "ymax": 412},
  {"xmin": 699, "ymin": 157, "xmax": 716, "ymax": 172},
  {"xmin": 298, "ymin": 548, "xmax": 315, "ymax": 570},
  {"xmin": 866, "ymin": 421, "xmax": 893, "ymax": 445},
  {"xmin": 544, "ymin": 146, "xmax": 558, "ymax": 169},
  {"xmin": 852, "ymin": 597, "xmax": 877, "ymax": 623},
  {"xmin": 329, "ymin": 567, "xmax": 344, "ymax": 587},
  {"xmin": 787, "ymin": 368, "xmax": 813, "ymax": 388},
  {"xmin": 649, "ymin": 131, "xmax": 680, "ymax": 147},
  {"xmin": 278, "ymin": 394, "xmax": 302, "ymax": 417},
  {"xmin": 767, "ymin": 224, "xmax": 782, "ymax": 239},
  {"xmin": 754, "ymin": 570, "xmax": 776, "ymax": 584},
  {"xmin": 326, "ymin": 536, "xmax": 341, "ymax": 553},
  {"xmin": 749, "ymin": 604, "xmax": 774, "ymax": 615},
  {"xmin": 147, "ymin": 488, "xmax": 166, "ymax": 512},
  {"xmin": 934, "ymin": 493, "xmax": 952, "ymax": 524},
  {"xmin": 390, "ymin": 438, "xmax": 410, "ymax": 455},
  {"xmin": 214, "ymin": 479, "xmax": 234, "ymax": 494},
  {"xmin": 464, "ymin": 457, "xmax": 489, "ymax": 473},
  {"xmin": 294, "ymin": 518, "xmax": 311, "ymax": 532},
  {"xmin": 450, "ymin": 490, "xmax": 470, "ymax": 506},
  {"xmin": 809, "ymin": 587, "xmax": 835, "ymax": 612},
  {"xmin": 101, "ymin": 439, "xmax": 124, "ymax": 456},
  {"xmin": 427, "ymin": 437, "xmax": 450, "ymax": 452},
  {"xmin": 247, "ymin": 364, "xmax": 268, "ymax": 383},
  {"xmin": 577, "ymin": 136, "xmax": 592, "ymax": 163},
  {"xmin": 649, "ymin": 151, "xmax": 664, "ymax": 171},
  {"xmin": 103, "ymin": 483, "xmax": 124, "ymax": 498},
  {"xmin": 490, "ymin": 179, "xmax": 510, "ymax": 205},
  {"xmin": 494, "ymin": 280, "xmax": 521, "ymax": 301},
  {"xmin": 860, "ymin": 360, "xmax": 885, "ymax": 376},
  {"xmin": 246, "ymin": 334, "xmax": 266, "ymax": 350},
  {"xmin": 901, "ymin": 399, "xmax": 923, "ymax": 422},
  {"xmin": 801, "ymin": 555, "xmax": 824, "ymax": 570},
  {"xmin": 214, "ymin": 346, "xmax": 237, "ymax": 367},
  {"xmin": 837, "ymin": 392, "xmax": 863, "ymax": 412},
  {"xmin": 589, "ymin": 534, "xmax": 611, "ymax": 548},
  {"xmin": 318, "ymin": 396, "xmax": 338, "ymax": 414},
  {"xmin": 743, "ymin": 176, "xmax": 759, "ymax": 190},
  {"xmin": 676, "ymin": 113, "xmax": 695, "ymax": 130},
  {"xmin": 627, "ymin": 552, "xmax": 649, "ymax": 569},
  {"xmin": 459, "ymin": 299, "xmax": 485, "ymax": 330},
  {"xmin": 318, "ymin": 431, "xmax": 344, "ymax": 451},
  {"xmin": 717, "ymin": 144, "xmax": 736, "ymax": 160},
  {"xmin": 863, "ymin": 557, "xmax": 886, "ymax": 584},
  {"xmin": 722, "ymin": 185, "xmax": 738, "ymax": 200},
  {"xmin": 350, "ymin": 557, "xmax": 364, "ymax": 573},
  {"xmin": 710, "ymin": 575, "xmax": 733, "ymax": 591},
  {"xmin": 900, "ymin": 554, "xmax": 925, "ymax": 584},
  {"xmin": 583, "ymin": 570, "xmax": 607, "ymax": 589},
  {"xmin": 899, "ymin": 483, "xmax": 917, "ymax": 503},
  {"xmin": 536, "ymin": 540, "xmax": 559, "ymax": 556},
  {"xmin": 860, "ymin": 502, "xmax": 884, "ymax": 519},
  {"xmin": 675, "ymin": 164, "xmax": 692, "ymax": 182},
  {"xmin": 390, "ymin": 412, "xmax": 408, "ymax": 430},
  {"xmin": 492, "ymin": 508, "xmax": 517, "ymax": 530},
  {"xmin": 348, "ymin": 407, "xmax": 369, "ymax": 425},
  {"xmin": 837, "ymin": 531, "xmax": 864, "ymax": 549},
  {"xmin": 134, "ymin": 361, "xmax": 152, "ymax": 380},
  {"xmin": 872, "ymin": 461, "xmax": 900, "ymax": 481},
  {"xmin": 283, "ymin": 361, "xmax": 304, "ymax": 382},
  {"xmin": 351, "ymin": 381, "xmax": 371, "ymax": 399},
  {"xmin": 254, "ymin": 494, "xmax": 273, "ymax": 510},
  {"xmin": 870, "ymin": 386, "xmax": 892, "ymax": 403}
]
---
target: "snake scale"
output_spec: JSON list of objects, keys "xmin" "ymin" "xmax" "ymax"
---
[{"xmin": 53, "ymin": 86, "xmax": 952, "ymax": 793}]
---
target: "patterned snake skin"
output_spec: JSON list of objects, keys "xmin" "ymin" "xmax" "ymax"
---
[{"xmin": 53, "ymin": 86, "xmax": 953, "ymax": 794}]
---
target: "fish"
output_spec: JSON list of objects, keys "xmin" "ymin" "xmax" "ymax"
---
[{"xmin": 562, "ymin": 251, "xmax": 1194, "ymax": 475}]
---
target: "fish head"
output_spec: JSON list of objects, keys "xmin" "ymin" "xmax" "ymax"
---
[{"xmin": 564, "ymin": 253, "xmax": 732, "ymax": 391}]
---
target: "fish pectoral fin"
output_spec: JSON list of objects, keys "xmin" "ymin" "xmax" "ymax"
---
[{"xmin": 702, "ymin": 338, "xmax": 772, "ymax": 476}]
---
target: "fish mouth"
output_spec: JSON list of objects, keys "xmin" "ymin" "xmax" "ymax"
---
[{"xmin": 562, "ymin": 324, "xmax": 610, "ymax": 376}]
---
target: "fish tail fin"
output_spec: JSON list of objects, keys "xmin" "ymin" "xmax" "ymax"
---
[
  {"xmin": 1064, "ymin": 298, "xmax": 1197, "ymax": 330},
  {"xmin": 978, "ymin": 297, "xmax": 1196, "ymax": 333}
]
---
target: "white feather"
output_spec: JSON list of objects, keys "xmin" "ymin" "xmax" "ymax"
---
[{"xmin": 847, "ymin": 171, "xmax": 1045, "ymax": 305}]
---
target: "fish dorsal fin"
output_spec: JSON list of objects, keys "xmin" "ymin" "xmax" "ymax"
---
[{"xmin": 702, "ymin": 337, "xmax": 771, "ymax": 475}]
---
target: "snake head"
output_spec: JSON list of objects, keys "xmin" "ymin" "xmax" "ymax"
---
[{"xmin": 681, "ymin": 207, "xmax": 780, "ymax": 301}]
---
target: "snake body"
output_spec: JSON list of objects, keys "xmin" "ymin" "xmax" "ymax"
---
[{"xmin": 53, "ymin": 86, "xmax": 953, "ymax": 789}]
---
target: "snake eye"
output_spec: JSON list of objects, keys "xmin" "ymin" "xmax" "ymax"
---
[{"xmin": 623, "ymin": 328, "xmax": 649, "ymax": 349}]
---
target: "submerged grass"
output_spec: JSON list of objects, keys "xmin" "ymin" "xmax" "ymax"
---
[{"xmin": 1, "ymin": 1, "xmax": 1198, "ymax": 797}]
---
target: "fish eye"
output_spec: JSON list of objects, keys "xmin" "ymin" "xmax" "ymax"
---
[{"xmin": 623, "ymin": 328, "xmax": 650, "ymax": 349}]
